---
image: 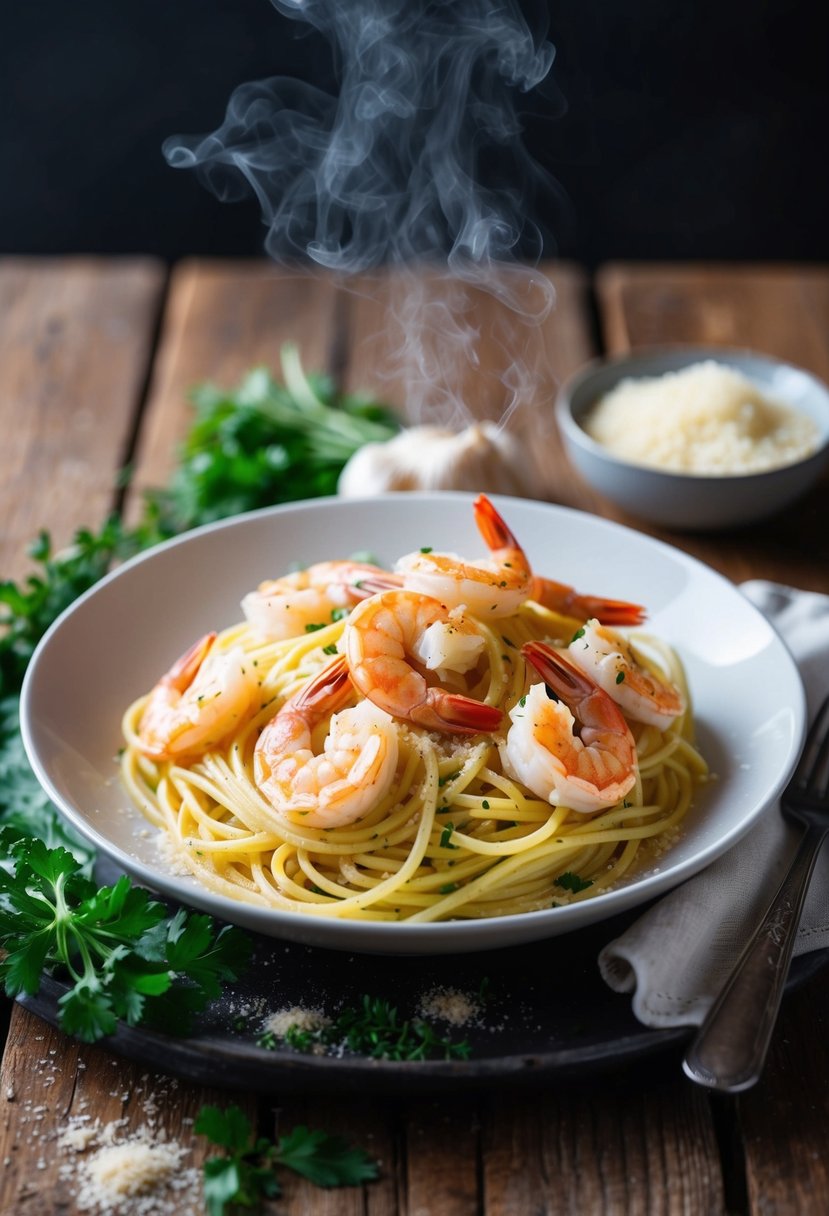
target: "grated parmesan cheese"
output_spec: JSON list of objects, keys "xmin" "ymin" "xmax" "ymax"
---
[
  {"xmin": 263, "ymin": 1005, "xmax": 331, "ymax": 1039},
  {"xmin": 584, "ymin": 360, "xmax": 819, "ymax": 474},
  {"xmin": 418, "ymin": 987, "xmax": 480, "ymax": 1027}
]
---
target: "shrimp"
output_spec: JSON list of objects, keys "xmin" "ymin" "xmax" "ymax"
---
[
  {"xmin": 396, "ymin": 494, "xmax": 645, "ymax": 625},
  {"xmin": 499, "ymin": 641, "xmax": 637, "ymax": 813},
  {"xmin": 241, "ymin": 560, "xmax": 389, "ymax": 640},
  {"xmin": 137, "ymin": 633, "xmax": 256, "ymax": 760},
  {"xmin": 531, "ymin": 579, "xmax": 646, "ymax": 627},
  {"xmin": 394, "ymin": 493, "xmax": 533, "ymax": 619},
  {"xmin": 343, "ymin": 589, "xmax": 503, "ymax": 734},
  {"xmin": 566, "ymin": 619, "xmax": 685, "ymax": 729},
  {"xmin": 254, "ymin": 655, "xmax": 399, "ymax": 828}
]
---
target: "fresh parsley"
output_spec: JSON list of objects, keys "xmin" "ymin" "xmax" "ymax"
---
[
  {"xmin": 144, "ymin": 346, "xmax": 398, "ymax": 536},
  {"xmin": 196, "ymin": 1105, "xmax": 378, "ymax": 1215},
  {"xmin": 0, "ymin": 519, "xmax": 128, "ymax": 699},
  {"xmin": 260, "ymin": 994, "xmax": 471, "ymax": 1062},
  {"xmin": 554, "ymin": 871, "xmax": 594, "ymax": 894},
  {"xmin": 0, "ymin": 833, "xmax": 251, "ymax": 1042}
]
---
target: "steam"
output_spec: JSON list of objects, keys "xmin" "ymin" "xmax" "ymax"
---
[{"xmin": 164, "ymin": 0, "xmax": 559, "ymax": 431}]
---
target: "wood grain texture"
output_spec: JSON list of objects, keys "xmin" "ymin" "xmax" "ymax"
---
[
  {"xmin": 0, "ymin": 257, "xmax": 165, "ymax": 579},
  {"xmin": 6, "ymin": 256, "xmax": 829, "ymax": 1216},
  {"xmin": 0, "ymin": 1007, "xmax": 252, "ymax": 1216},
  {"xmin": 738, "ymin": 968, "xmax": 829, "ymax": 1213},
  {"xmin": 126, "ymin": 260, "xmax": 344, "ymax": 511},
  {"xmin": 595, "ymin": 263, "xmax": 829, "ymax": 593},
  {"xmin": 481, "ymin": 1079, "xmax": 725, "ymax": 1215}
]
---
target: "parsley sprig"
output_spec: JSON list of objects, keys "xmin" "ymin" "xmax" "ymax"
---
[
  {"xmin": 196, "ymin": 1105, "xmax": 378, "ymax": 1215},
  {"xmin": 0, "ymin": 833, "xmax": 251, "ymax": 1041}
]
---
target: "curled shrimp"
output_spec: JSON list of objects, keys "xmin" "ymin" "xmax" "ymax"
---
[
  {"xmin": 395, "ymin": 493, "xmax": 534, "ymax": 619},
  {"xmin": 241, "ymin": 560, "xmax": 389, "ymax": 640},
  {"xmin": 566, "ymin": 619, "xmax": 685, "ymax": 729},
  {"xmin": 499, "ymin": 641, "xmax": 637, "ymax": 813},
  {"xmin": 343, "ymin": 589, "xmax": 503, "ymax": 734},
  {"xmin": 254, "ymin": 655, "xmax": 399, "ymax": 828},
  {"xmin": 137, "ymin": 633, "xmax": 255, "ymax": 761},
  {"xmin": 396, "ymin": 494, "xmax": 645, "ymax": 625}
]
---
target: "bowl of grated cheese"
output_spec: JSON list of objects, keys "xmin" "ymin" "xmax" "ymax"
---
[{"xmin": 555, "ymin": 347, "xmax": 829, "ymax": 529}]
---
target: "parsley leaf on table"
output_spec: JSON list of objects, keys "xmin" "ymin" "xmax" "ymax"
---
[
  {"xmin": 0, "ymin": 833, "xmax": 251, "ymax": 1042},
  {"xmin": 196, "ymin": 1104, "xmax": 378, "ymax": 1215}
]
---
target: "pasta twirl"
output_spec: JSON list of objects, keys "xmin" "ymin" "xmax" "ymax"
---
[{"xmin": 120, "ymin": 589, "xmax": 707, "ymax": 924}]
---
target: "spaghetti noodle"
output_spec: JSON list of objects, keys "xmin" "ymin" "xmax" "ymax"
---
[{"xmin": 120, "ymin": 502, "xmax": 706, "ymax": 923}]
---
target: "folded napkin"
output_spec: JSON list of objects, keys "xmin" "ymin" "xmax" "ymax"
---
[{"xmin": 599, "ymin": 581, "xmax": 829, "ymax": 1028}]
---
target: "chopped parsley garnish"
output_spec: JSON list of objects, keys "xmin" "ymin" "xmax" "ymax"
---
[
  {"xmin": 322, "ymin": 643, "xmax": 338, "ymax": 655},
  {"xmin": 616, "ymin": 671, "xmax": 626, "ymax": 684},
  {"xmin": 518, "ymin": 695, "xmax": 527, "ymax": 707},
  {"xmin": 438, "ymin": 770, "xmax": 461, "ymax": 788},
  {"xmin": 196, "ymin": 1104, "xmax": 378, "ymax": 1214},
  {"xmin": 571, "ymin": 627, "xmax": 585, "ymax": 643},
  {"xmin": 260, "ymin": 994, "xmax": 470, "ymax": 1062},
  {"xmin": 420, "ymin": 546, "xmax": 433, "ymax": 553},
  {"xmin": 304, "ymin": 622, "xmax": 326, "ymax": 633},
  {"xmin": 439, "ymin": 882, "xmax": 459, "ymax": 895},
  {"xmin": 481, "ymin": 799, "xmax": 490, "ymax": 810},
  {"xmin": 554, "ymin": 871, "xmax": 594, "ymax": 894},
  {"xmin": 439, "ymin": 823, "xmax": 458, "ymax": 849},
  {"xmin": 331, "ymin": 606, "xmax": 350, "ymax": 622}
]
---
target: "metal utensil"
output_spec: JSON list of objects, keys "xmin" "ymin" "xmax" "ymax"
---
[{"xmin": 683, "ymin": 693, "xmax": 829, "ymax": 1093}]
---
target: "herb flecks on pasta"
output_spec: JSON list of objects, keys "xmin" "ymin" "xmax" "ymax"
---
[{"xmin": 121, "ymin": 496, "xmax": 706, "ymax": 922}]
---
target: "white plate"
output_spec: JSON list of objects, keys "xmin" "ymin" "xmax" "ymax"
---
[{"xmin": 21, "ymin": 493, "xmax": 805, "ymax": 954}]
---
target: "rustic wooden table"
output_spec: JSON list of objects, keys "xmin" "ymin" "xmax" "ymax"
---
[{"xmin": 1, "ymin": 258, "xmax": 828, "ymax": 1214}]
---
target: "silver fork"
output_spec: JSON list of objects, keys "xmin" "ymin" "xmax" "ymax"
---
[{"xmin": 683, "ymin": 693, "xmax": 829, "ymax": 1093}]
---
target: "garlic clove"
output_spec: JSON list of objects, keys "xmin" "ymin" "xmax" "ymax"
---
[{"xmin": 337, "ymin": 422, "xmax": 546, "ymax": 499}]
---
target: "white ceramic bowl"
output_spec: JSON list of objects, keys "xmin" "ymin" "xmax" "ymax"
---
[
  {"xmin": 555, "ymin": 347, "xmax": 829, "ymax": 530},
  {"xmin": 20, "ymin": 493, "xmax": 805, "ymax": 954}
]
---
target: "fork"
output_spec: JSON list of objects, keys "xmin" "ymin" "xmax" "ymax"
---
[{"xmin": 683, "ymin": 693, "xmax": 829, "ymax": 1093}]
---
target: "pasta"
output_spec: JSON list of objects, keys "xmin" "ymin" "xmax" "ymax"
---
[{"xmin": 120, "ymin": 498, "xmax": 707, "ymax": 923}]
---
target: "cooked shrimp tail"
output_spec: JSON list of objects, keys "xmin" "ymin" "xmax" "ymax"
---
[
  {"xmin": 419, "ymin": 690, "xmax": 503, "ymax": 734},
  {"xmin": 473, "ymin": 492, "xmax": 524, "ymax": 556},
  {"xmin": 292, "ymin": 653, "xmax": 355, "ymax": 715},
  {"xmin": 532, "ymin": 577, "xmax": 647, "ymax": 626},
  {"xmin": 499, "ymin": 640, "xmax": 637, "ymax": 813},
  {"xmin": 395, "ymin": 494, "xmax": 533, "ymax": 618}
]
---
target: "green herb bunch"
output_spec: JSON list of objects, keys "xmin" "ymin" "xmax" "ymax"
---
[{"xmin": 145, "ymin": 345, "xmax": 399, "ymax": 536}]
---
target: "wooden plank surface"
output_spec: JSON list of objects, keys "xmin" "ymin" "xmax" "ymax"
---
[
  {"xmin": 0, "ymin": 257, "xmax": 164, "ymax": 578},
  {"xmin": 6, "ymin": 257, "xmax": 829, "ymax": 1214}
]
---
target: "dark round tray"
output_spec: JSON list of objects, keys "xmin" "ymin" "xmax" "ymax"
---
[{"xmin": 20, "ymin": 888, "xmax": 828, "ymax": 1095}]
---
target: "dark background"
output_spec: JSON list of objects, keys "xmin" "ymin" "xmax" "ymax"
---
[{"xmin": 2, "ymin": 0, "xmax": 827, "ymax": 267}]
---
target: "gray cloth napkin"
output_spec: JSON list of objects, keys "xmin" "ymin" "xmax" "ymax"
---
[{"xmin": 598, "ymin": 580, "xmax": 829, "ymax": 1028}]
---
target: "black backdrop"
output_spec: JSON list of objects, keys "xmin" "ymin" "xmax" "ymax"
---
[{"xmin": 2, "ymin": 0, "xmax": 827, "ymax": 266}]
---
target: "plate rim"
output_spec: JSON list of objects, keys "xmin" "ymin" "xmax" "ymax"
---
[{"xmin": 20, "ymin": 492, "xmax": 807, "ymax": 952}]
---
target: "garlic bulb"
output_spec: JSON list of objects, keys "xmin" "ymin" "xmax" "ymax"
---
[{"xmin": 337, "ymin": 422, "xmax": 546, "ymax": 499}]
